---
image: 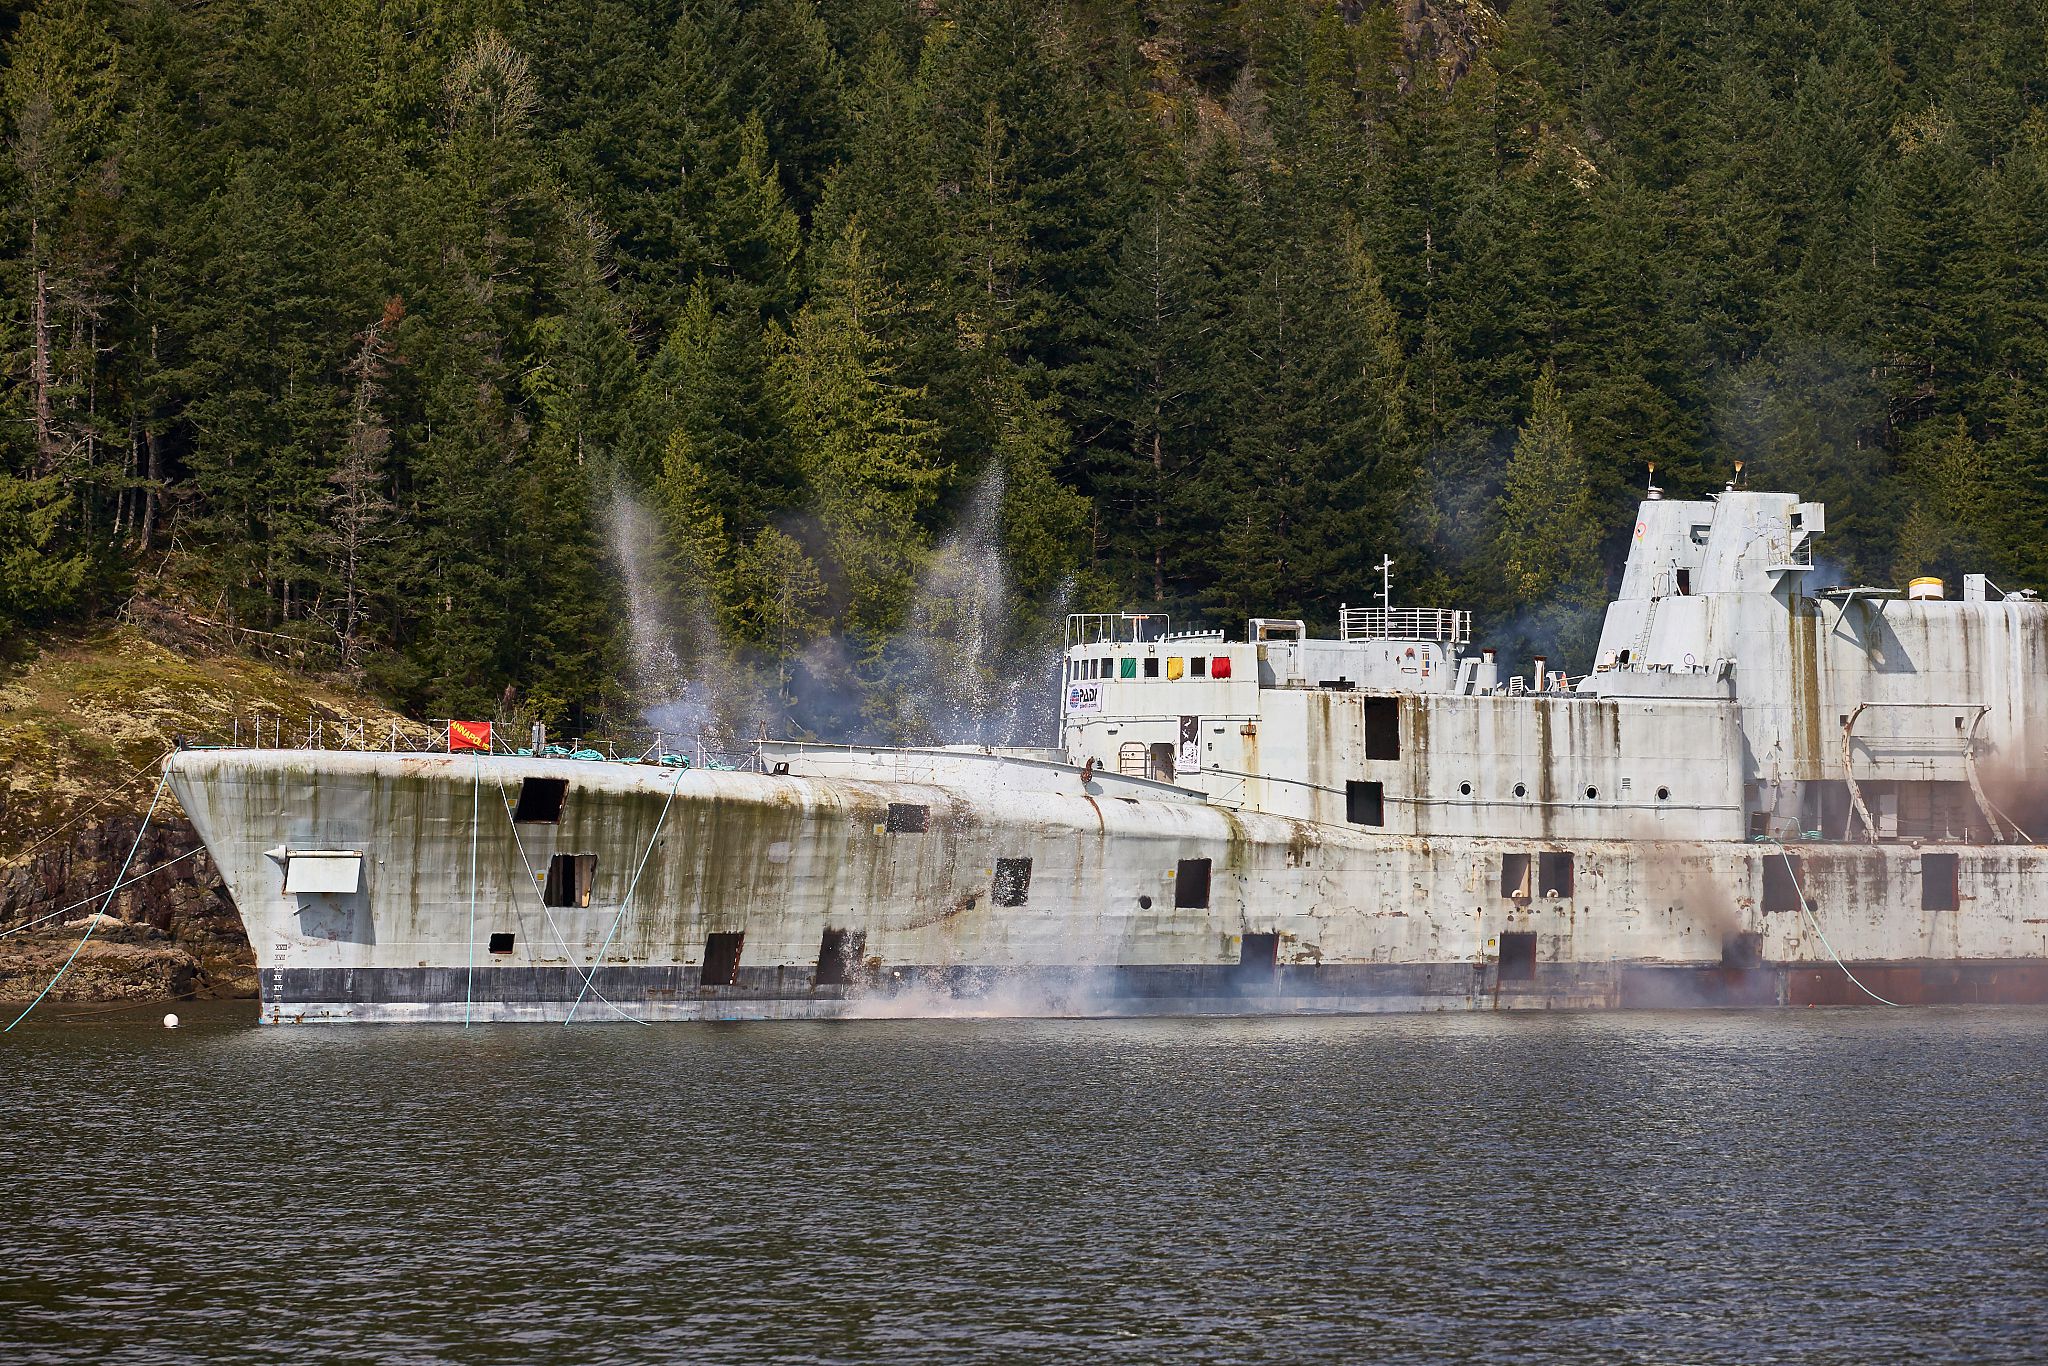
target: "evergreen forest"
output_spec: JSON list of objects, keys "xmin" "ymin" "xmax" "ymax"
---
[{"xmin": 5, "ymin": 0, "xmax": 2048, "ymax": 742}]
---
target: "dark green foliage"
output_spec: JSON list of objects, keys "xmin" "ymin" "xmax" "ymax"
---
[{"xmin": 5, "ymin": 0, "xmax": 2048, "ymax": 726}]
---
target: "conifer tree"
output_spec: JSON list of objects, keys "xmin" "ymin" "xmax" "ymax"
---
[
  {"xmin": 774, "ymin": 222, "xmax": 942, "ymax": 644},
  {"xmin": 1076, "ymin": 176, "xmax": 1204, "ymax": 608},
  {"xmin": 314, "ymin": 299, "xmax": 403, "ymax": 671},
  {"xmin": 9, "ymin": 0, "xmax": 2048, "ymax": 723},
  {"xmin": 640, "ymin": 282, "xmax": 795, "ymax": 549},
  {"xmin": 0, "ymin": 0, "xmax": 122, "ymax": 621},
  {"xmin": 1497, "ymin": 365, "xmax": 1603, "ymax": 668}
]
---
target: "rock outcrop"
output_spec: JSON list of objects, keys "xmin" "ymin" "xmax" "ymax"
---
[{"xmin": 1, "ymin": 626, "xmax": 430, "ymax": 1003}]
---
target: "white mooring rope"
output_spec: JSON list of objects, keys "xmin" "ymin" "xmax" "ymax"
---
[
  {"xmin": 464, "ymin": 754, "xmax": 481, "ymax": 1027},
  {"xmin": 6, "ymin": 766, "xmax": 175, "ymax": 1032},
  {"xmin": 496, "ymin": 781, "xmax": 648, "ymax": 1026},
  {"xmin": 565, "ymin": 765, "xmax": 687, "ymax": 1026},
  {"xmin": 0, "ymin": 847, "xmax": 203, "ymax": 939},
  {"xmin": 1759, "ymin": 836, "xmax": 1901, "ymax": 1007}
]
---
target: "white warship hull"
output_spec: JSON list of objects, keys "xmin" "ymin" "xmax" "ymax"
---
[{"xmin": 167, "ymin": 744, "xmax": 2048, "ymax": 1024}]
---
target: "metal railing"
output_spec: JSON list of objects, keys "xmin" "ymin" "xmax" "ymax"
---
[
  {"xmin": 1339, "ymin": 606, "xmax": 1472, "ymax": 644},
  {"xmin": 1066, "ymin": 612, "xmax": 1173, "ymax": 648},
  {"xmin": 178, "ymin": 715, "xmax": 761, "ymax": 771},
  {"xmin": 1767, "ymin": 535, "xmax": 1814, "ymax": 569}
]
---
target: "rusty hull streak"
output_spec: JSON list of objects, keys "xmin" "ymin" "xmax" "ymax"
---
[{"xmin": 1082, "ymin": 791, "xmax": 1104, "ymax": 831}]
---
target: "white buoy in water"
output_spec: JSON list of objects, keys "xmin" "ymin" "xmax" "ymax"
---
[{"xmin": 163, "ymin": 1012, "xmax": 180, "ymax": 1029}]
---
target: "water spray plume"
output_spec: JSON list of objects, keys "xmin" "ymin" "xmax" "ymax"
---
[
  {"xmin": 893, "ymin": 465, "xmax": 1074, "ymax": 747},
  {"xmin": 606, "ymin": 486, "xmax": 730, "ymax": 744},
  {"xmin": 607, "ymin": 464, "xmax": 1073, "ymax": 750}
]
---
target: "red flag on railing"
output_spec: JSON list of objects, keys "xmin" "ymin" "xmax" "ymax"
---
[{"xmin": 449, "ymin": 720, "xmax": 492, "ymax": 752}]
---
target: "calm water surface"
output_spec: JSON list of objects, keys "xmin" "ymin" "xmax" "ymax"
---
[{"xmin": 3, "ymin": 1004, "xmax": 2045, "ymax": 1364}]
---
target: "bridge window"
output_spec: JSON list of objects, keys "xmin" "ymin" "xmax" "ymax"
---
[
  {"xmin": 1121, "ymin": 657, "xmax": 1136, "ymax": 679},
  {"xmin": 1143, "ymin": 657, "xmax": 1160, "ymax": 678},
  {"xmin": 1362, "ymin": 698, "xmax": 1399, "ymax": 760},
  {"xmin": 1346, "ymin": 780, "xmax": 1384, "ymax": 826},
  {"xmin": 488, "ymin": 932, "xmax": 514, "ymax": 954},
  {"xmin": 1539, "ymin": 853, "xmax": 1574, "ymax": 898},
  {"xmin": 1921, "ymin": 853, "xmax": 1958, "ymax": 911},
  {"xmin": 543, "ymin": 853, "xmax": 595, "ymax": 908},
  {"xmin": 1174, "ymin": 858, "xmax": 1211, "ymax": 909},
  {"xmin": 1501, "ymin": 853, "xmax": 1532, "ymax": 899},
  {"xmin": 886, "ymin": 803, "xmax": 930, "ymax": 833},
  {"xmin": 701, "ymin": 931, "xmax": 744, "ymax": 987},
  {"xmin": 1190, "ymin": 657, "xmax": 1207, "ymax": 677}
]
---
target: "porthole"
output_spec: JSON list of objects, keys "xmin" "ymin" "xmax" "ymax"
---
[
  {"xmin": 1656, "ymin": 786, "xmax": 1671, "ymax": 801},
  {"xmin": 1585, "ymin": 785, "xmax": 1599, "ymax": 800},
  {"xmin": 1513, "ymin": 782, "xmax": 1528, "ymax": 799},
  {"xmin": 1458, "ymin": 781, "xmax": 1473, "ymax": 797},
  {"xmin": 1138, "ymin": 894, "xmax": 1153, "ymax": 910}
]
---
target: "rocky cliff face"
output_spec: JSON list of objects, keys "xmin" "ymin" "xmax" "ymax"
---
[
  {"xmin": 0, "ymin": 627, "xmax": 429, "ymax": 1004},
  {"xmin": 0, "ymin": 811, "xmax": 244, "ymax": 1002}
]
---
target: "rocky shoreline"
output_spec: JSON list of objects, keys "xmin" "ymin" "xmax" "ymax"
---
[
  {"xmin": 3, "ymin": 625, "xmax": 428, "ymax": 1004},
  {"xmin": 0, "ymin": 811, "xmax": 255, "ymax": 1003}
]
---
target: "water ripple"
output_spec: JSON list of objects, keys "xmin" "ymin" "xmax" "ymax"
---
[{"xmin": 3, "ymin": 1007, "xmax": 2044, "ymax": 1363}]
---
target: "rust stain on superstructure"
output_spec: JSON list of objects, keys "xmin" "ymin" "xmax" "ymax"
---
[
  {"xmin": 1405, "ymin": 695, "xmax": 1430, "ymax": 836},
  {"xmin": 1789, "ymin": 596, "xmax": 1824, "ymax": 777}
]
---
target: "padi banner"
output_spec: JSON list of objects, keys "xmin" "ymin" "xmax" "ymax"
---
[
  {"xmin": 449, "ymin": 720, "xmax": 492, "ymax": 752},
  {"xmin": 1178, "ymin": 715, "xmax": 1201, "ymax": 774},
  {"xmin": 1066, "ymin": 680, "xmax": 1104, "ymax": 715}
]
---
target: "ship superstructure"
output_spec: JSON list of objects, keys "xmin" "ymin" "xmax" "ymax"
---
[{"xmin": 167, "ymin": 489, "xmax": 2048, "ymax": 1021}]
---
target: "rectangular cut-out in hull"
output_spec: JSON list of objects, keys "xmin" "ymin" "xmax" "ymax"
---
[
  {"xmin": 513, "ymin": 777, "xmax": 568, "ymax": 823},
  {"xmin": 815, "ymin": 928, "xmax": 866, "ymax": 987},
  {"xmin": 543, "ymin": 853, "xmax": 595, "ymax": 908},
  {"xmin": 702, "ymin": 932, "xmax": 745, "ymax": 988}
]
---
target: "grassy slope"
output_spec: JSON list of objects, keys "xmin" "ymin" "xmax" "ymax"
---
[
  {"xmin": 0, "ymin": 625, "xmax": 432, "ymax": 1002},
  {"xmin": 0, "ymin": 626, "xmax": 430, "ymax": 850}
]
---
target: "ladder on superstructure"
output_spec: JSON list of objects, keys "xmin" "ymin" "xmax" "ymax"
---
[{"xmin": 1633, "ymin": 594, "xmax": 1662, "ymax": 663}]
